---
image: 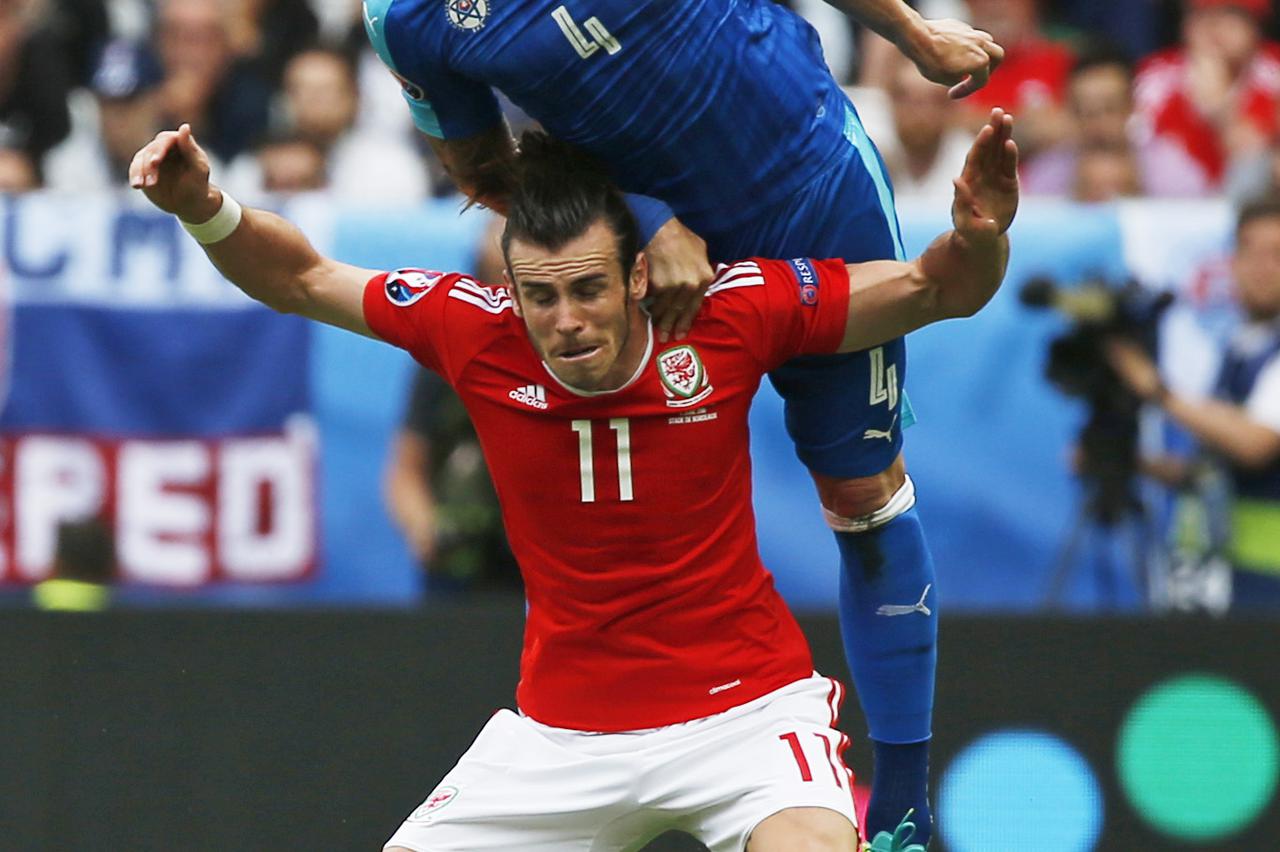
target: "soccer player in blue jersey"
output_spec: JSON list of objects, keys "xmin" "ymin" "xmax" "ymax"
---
[{"xmin": 363, "ymin": 1, "xmax": 1004, "ymax": 846}]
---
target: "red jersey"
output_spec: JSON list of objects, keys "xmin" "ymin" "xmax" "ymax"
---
[
  {"xmin": 967, "ymin": 38, "xmax": 1073, "ymax": 113},
  {"xmin": 1135, "ymin": 45, "xmax": 1280, "ymax": 184},
  {"xmin": 364, "ymin": 257, "xmax": 850, "ymax": 731}
]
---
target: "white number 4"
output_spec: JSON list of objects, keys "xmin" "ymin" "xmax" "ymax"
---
[
  {"xmin": 869, "ymin": 346, "xmax": 898, "ymax": 410},
  {"xmin": 552, "ymin": 6, "xmax": 621, "ymax": 59}
]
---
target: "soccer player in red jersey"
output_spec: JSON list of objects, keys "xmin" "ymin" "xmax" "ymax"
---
[{"xmin": 129, "ymin": 111, "xmax": 1017, "ymax": 852}]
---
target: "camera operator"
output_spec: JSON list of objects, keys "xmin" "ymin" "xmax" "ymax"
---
[{"xmin": 1107, "ymin": 197, "xmax": 1280, "ymax": 610}]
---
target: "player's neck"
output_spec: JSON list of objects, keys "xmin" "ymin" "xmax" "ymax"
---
[{"xmin": 546, "ymin": 316, "xmax": 653, "ymax": 397}]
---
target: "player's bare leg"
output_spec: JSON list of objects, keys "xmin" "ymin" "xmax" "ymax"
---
[
  {"xmin": 747, "ymin": 806, "xmax": 859, "ymax": 851},
  {"xmin": 812, "ymin": 452, "xmax": 937, "ymax": 847},
  {"xmin": 811, "ymin": 454, "xmax": 907, "ymax": 519}
]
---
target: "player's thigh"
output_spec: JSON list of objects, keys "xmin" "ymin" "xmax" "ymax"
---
[
  {"xmin": 703, "ymin": 144, "xmax": 909, "ymax": 481},
  {"xmin": 667, "ymin": 675, "xmax": 859, "ymax": 852},
  {"xmin": 768, "ymin": 340, "xmax": 907, "ymax": 480},
  {"xmin": 383, "ymin": 710, "xmax": 627, "ymax": 852},
  {"xmin": 746, "ymin": 806, "xmax": 859, "ymax": 852}
]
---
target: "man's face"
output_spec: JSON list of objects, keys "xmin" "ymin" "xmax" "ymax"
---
[
  {"xmin": 506, "ymin": 220, "xmax": 648, "ymax": 391},
  {"xmin": 1185, "ymin": 8, "xmax": 1260, "ymax": 71},
  {"xmin": 1234, "ymin": 215, "xmax": 1280, "ymax": 320},
  {"xmin": 157, "ymin": 0, "xmax": 229, "ymax": 80},
  {"xmin": 259, "ymin": 140, "xmax": 327, "ymax": 192},
  {"xmin": 889, "ymin": 61, "xmax": 949, "ymax": 148},
  {"xmin": 1070, "ymin": 65, "xmax": 1132, "ymax": 148},
  {"xmin": 99, "ymin": 92, "xmax": 163, "ymax": 169},
  {"xmin": 1073, "ymin": 147, "xmax": 1140, "ymax": 202},
  {"xmin": 284, "ymin": 52, "xmax": 357, "ymax": 146}
]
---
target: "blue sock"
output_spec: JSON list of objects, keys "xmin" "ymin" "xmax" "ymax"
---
[
  {"xmin": 835, "ymin": 507, "xmax": 937, "ymax": 846},
  {"xmin": 867, "ymin": 740, "xmax": 932, "ymax": 848}
]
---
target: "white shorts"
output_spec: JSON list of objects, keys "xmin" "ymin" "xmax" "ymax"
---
[{"xmin": 384, "ymin": 674, "xmax": 859, "ymax": 852}]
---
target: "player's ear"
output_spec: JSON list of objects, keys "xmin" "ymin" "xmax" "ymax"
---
[
  {"xmin": 630, "ymin": 252, "xmax": 648, "ymax": 301},
  {"xmin": 504, "ymin": 267, "xmax": 524, "ymax": 318}
]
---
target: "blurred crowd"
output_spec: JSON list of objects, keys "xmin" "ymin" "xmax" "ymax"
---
[
  {"xmin": 3, "ymin": 0, "xmax": 1280, "ymax": 204},
  {"xmin": 5, "ymin": 0, "xmax": 1278, "ymax": 610}
]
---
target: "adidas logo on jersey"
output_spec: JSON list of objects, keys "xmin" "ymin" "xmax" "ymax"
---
[{"xmin": 509, "ymin": 384, "xmax": 548, "ymax": 409}]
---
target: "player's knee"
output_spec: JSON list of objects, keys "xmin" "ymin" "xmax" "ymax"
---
[
  {"xmin": 813, "ymin": 454, "xmax": 913, "ymax": 531},
  {"xmin": 747, "ymin": 806, "xmax": 859, "ymax": 852}
]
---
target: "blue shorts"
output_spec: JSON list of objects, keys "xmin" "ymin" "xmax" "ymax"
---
[{"xmin": 702, "ymin": 108, "xmax": 909, "ymax": 480}]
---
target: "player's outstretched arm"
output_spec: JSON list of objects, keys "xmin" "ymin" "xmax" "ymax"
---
[
  {"xmin": 828, "ymin": 0, "xmax": 1003, "ymax": 98},
  {"xmin": 839, "ymin": 109, "xmax": 1018, "ymax": 353},
  {"xmin": 129, "ymin": 125, "xmax": 378, "ymax": 337}
]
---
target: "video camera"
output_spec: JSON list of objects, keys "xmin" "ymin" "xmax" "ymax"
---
[{"xmin": 1020, "ymin": 276, "xmax": 1173, "ymax": 524}]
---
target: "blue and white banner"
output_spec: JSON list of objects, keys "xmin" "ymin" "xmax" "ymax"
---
[{"xmin": 0, "ymin": 194, "xmax": 318, "ymax": 586}]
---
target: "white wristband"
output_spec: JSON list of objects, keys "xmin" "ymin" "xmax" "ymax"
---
[{"xmin": 181, "ymin": 191, "xmax": 243, "ymax": 244}]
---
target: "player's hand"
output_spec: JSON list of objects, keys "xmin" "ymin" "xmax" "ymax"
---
[
  {"xmin": 128, "ymin": 123, "xmax": 221, "ymax": 223},
  {"xmin": 644, "ymin": 216, "xmax": 714, "ymax": 342},
  {"xmin": 951, "ymin": 109, "xmax": 1019, "ymax": 246},
  {"xmin": 901, "ymin": 17, "xmax": 1004, "ymax": 99}
]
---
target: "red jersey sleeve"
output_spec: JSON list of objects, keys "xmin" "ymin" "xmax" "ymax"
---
[
  {"xmin": 705, "ymin": 257, "xmax": 849, "ymax": 371},
  {"xmin": 363, "ymin": 267, "xmax": 513, "ymax": 382}
]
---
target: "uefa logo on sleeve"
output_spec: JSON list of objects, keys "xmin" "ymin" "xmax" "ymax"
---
[{"xmin": 385, "ymin": 269, "xmax": 444, "ymax": 307}]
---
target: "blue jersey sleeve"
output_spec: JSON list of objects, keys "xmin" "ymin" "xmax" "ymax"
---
[
  {"xmin": 363, "ymin": 0, "xmax": 502, "ymax": 139},
  {"xmin": 623, "ymin": 193, "xmax": 674, "ymax": 246}
]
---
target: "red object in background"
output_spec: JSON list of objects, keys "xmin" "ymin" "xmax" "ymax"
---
[
  {"xmin": 1134, "ymin": 44, "xmax": 1280, "ymax": 185},
  {"xmin": 966, "ymin": 38, "xmax": 1074, "ymax": 112}
]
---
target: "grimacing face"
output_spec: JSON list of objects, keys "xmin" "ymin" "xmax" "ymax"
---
[
  {"xmin": 1233, "ymin": 215, "xmax": 1280, "ymax": 321},
  {"xmin": 505, "ymin": 220, "xmax": 649, "ymax": 391}
]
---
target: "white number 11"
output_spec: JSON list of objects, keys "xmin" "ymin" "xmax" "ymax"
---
[{"xmin": 571, "ymin": 418, "xmax": 632, "ymax": 502}]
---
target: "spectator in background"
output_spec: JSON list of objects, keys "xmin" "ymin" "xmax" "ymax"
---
[
  {"xmin": 384, "ymin": 216, "xmax": 520, "ymax": 596},
  {"xmin": 225, "ymin": 0, "xmax": 319, "ymax": 85},
  {"xmin": 1134, "ymin": 0, "xmax": 1280, "ymax": 191},
  {"xmin": 0, "ymin": 145, "xmax": 38, "ymax": 191},
  {"xmin": 46, "ymin": 39, "xmax": 166, "ymax": 191},
  {"xmin": 154, "ymin": 0, "xmax": 271, "ymax": 165},
  {"xmin": 1107, "ymin": 197, "xmax": 1280, "ymax": 610},
  {"xmin": 878, "ymin": 54, "xmax": 972, "ymax": 196},
  {"xmin": 0, "ymin": 0, "xmax": 72, "ymax": 184},
  {"xmin": 45, "ymin": 0, "xmax": 111, "ymax": 87},
  {"xmin": 226, "ymin": 46, "xmax": 428, "ymax": 202},
  {"xmin": 1228, "ymin": 141, "xmax": 1280, "ymax": 203},
  {"xmin": 961, "ymin": 0, "xmax": 1073, "ymax": 160},
  {"xmin": 255, "ymin": 131, "xmax": 326, "ymax": 191},
  {"xmin": 1023, "ymin": 42, "xmax": 1210, "ymax": 197},
  {"xmin": 32, "ymin": 518, "xmax": 115, "ymax": 612},
  {"xmin": 1072, "ymin": 141, "xmax": 1141, "ymax": 202},
  {"xmin": 1043, "ymin": 0, "xmax": 1164, "ymax": 62}
]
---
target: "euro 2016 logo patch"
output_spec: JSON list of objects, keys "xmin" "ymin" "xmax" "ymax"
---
[
  {"xmin": 446, "ymin": 0, "xmax": 487, "ymax": 30},
  {"xmin": 385, "ymin": 268, "xmax": 444, "ymax": 307},
  {"xmin": 658, "ymin": 345, "xmax": 714, "ymax": 409},
  {"xmin": 789, "ymin": 258, "xmax": 819, "ymax": 306}
]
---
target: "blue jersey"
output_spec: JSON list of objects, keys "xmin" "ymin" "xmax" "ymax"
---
[{"xmin": 364, "ymin": 0, "xmax": 863, "ymax": 234}]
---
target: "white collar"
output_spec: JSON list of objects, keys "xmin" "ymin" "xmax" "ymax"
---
[{"xmin": 542, "ymin": 319, "xmax": 654, "ymax": 397}]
